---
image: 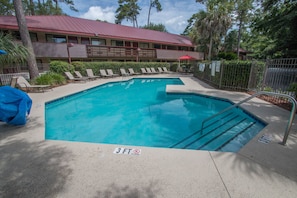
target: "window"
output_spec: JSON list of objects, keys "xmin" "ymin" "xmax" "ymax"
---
[
  {"xmin": 68, "ymin": 36, "xmax": 78, "ymax": 44},
  {"xmin": 91, "ymin": 38, "xmax": 106, "ymax": 45},
  {"xmin": 81, "ymin": 37, "xmax": 90, "ymax": 45},
  {"xmin": 153, "ymin": 44, "xmax": 161, "ymax": 49},
  {"xmin": 139, "ymin": 43, "xmax": 149, "ymax": 48},
  {"xmin": 111, "ymin": 40, "xmax": 124, "ymax": 46},
  {"xmin": 30, "ymin": 33, "xmax": 38, "ymax": 42},
  {"xmin": 167, "ymin": 45, "xmax": 176, "ymax": 50},
  {"xmin": 46, "ymin": 34, "xmax": 67, "ymax": 43}
]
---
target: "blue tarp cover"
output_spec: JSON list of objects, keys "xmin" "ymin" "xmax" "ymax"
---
[{"xmin": 0, "ymin": 86, "xmax": 32, "ymax": 125}]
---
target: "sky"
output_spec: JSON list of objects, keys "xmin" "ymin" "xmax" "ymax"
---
[{"xmin": 60, "ymin": 0, "xmax": 205, "ymax": 35}]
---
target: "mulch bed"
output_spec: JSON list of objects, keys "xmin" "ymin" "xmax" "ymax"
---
[{"xmin": 247, "ymin": 91, "xmax": 293, "ymax": 112}]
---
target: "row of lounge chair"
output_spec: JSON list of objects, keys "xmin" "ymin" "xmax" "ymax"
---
[
  {"xmin": 11, "ymin": 67, "xmax": 171, "ymax": 92},
  {"xmin": 64, "ymin": 67, "xmax": 171, "ymax": 82}
]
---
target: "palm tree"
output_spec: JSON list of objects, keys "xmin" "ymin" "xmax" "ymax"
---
[
  {"xmin": 115, "ymin": 0, "xmax": 141, "ymax": 27},
  {"xmin": 13, "ymin": 0, "xmax": 39, "ymax": 79},
  {"xmin": 147, "ymin": 0, "xmax": 162, "ymax": 26},
  {"xmin": 0, "ymin": 33, "xmax": 28, "ymax": 67},
  {"xmin": 195, "ymin": 3, "xmax": 232, "ymax": 60}
]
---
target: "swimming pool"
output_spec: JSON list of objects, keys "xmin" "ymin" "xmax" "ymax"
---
[{"xmin": 45, "ymin": 78, "xmax": 266, "ymax": 152}]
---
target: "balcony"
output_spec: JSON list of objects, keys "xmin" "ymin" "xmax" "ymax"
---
[{"xmin": 86, "ymin": 45, "xmax": 156, "ymax": 59}]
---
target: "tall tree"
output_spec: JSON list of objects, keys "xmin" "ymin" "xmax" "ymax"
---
[
  {"xmin": 253, "ymin": 0, "xmax": 297, "ymax": 57},
  {"xmin": 115, "ymin": 0, "xmax": 141, "ymax": 27},
  {"xmin": 0, "ymin": 0, "xmax": 78, "ymax": 15},
  {"xmin": 0, "ymin": 0, "xmax": 14, "ymax": 15},
  {"xmin": 194, "ymin": 2, "xmax": 233, "ymax": 60},
  {"xmin": 13, "ymin": 0, "xmax": 39, "ymax": 79},
  {"xmin": 234, "ymin": 0, "xmax": 253, "ymax": 58},
  {"xmin": 141, "ymin": 22, "xmax": 167, "ymax": 32},
  {"xmin": 147, "ymin": 0, "xmax": 162, "ymax": 26}
]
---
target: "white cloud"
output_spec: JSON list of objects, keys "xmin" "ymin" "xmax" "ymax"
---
[{"xmin": 79, "ymin": 6, "xmax": 115, "ymax": 23}]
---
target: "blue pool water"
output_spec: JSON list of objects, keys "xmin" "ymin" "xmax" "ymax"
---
[{"xmin": 45, "ymin": 78, "xmax": 265, "ymax": 152}]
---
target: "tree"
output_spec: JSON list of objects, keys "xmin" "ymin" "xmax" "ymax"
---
[
  {"xmin": 253, "ymin": 0, "xmax": 297, "ymax": 57},
  {"xmin": 0, "ymin": 0, "xmax": 78, "ymax": 15},
  {"xmin": 141, "ymin": 23, "xmax": 167, "ymax": 32},
  {"xmin": 147, "ymin": 0, "xmax": 162, "ymax": 26},
  {"xmin": 234, "ymin": 0, "xmax": 253, "ymax": 58},
  {"xmin": 194, "ymin": 2, "xmax": 233, "ymax": 60},
  {"xmin": 0, "ymin": 0, "xmax": 14, "ymax": 15},
  {"xmin": 0, "ymin": 33, "xmax": 28, "ymax": 66},
  {"xmin": 13, "ymin": 0, "xmax": 39, "ymax": 79},
  {"xmin": 115, "ymin": 0, "xmax": 141, "ymax": 27},
  {"xmin": 224, "ymin": 30, "xmax": 238, "ymax": 52}
]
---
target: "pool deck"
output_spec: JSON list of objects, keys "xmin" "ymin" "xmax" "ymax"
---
[{"xmin": 1, "ymin": 74, "xmax": 297, "ymax": 198}]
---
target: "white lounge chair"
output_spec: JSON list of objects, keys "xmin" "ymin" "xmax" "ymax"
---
[
  {"xmin": 150, "ymin": 67, "xmax": 159, "ymax": 74},
  {"xmin": 64, "ymin": 72, "xmax": 87, "ymax": 82},
  {"xmin": 106, "ymin": 69, "xmax": 119, "ymax": 77},
  {"xmin": 162, "ymin": 67, "xmax": 170, "ymax": 73},
  {"xmin": 16, "ymin": 76, "xmax": 51, "ymax": 92},
  {"xmin": 74, "ymin": 71, "xmax": 91, "ymax": 80},
  {"xmin": 120, "ymin": 68, "xmax": 129, "ymax": 76},
  {"xmin": 86, "ymin": 69, "xmax": 100, "ymax": 79},
  {"xmin": 128, "ymin": 68, "xmax": 140, "ymax": 75},
  {"xmin": 157, "ymin": 67, "xmax": 164, "ymax": 73},
  {"xmin": 140, "ymin": 68, "xmax": 149, "ymax": 74},
  {"xmin": 100, "ymin": 69, "xmax": 113, "ymax": 78}
]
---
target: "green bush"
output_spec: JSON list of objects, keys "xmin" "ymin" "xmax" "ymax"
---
[
  {"xmin": 34, "ymin": 72, "xmax": 66, "ymax": 86},
  {"xmin": 72, "ymin": 61, "xmax": 87, "ymax": 75},
  {"xmin": 288, "ymin": 82, "xmax": 297, "ymax": 99},
  {"xmin": 218, "ymin": 52, "xmax": 237, "ymax": 60},
  {"xmin": 49, "ymin": 60, "xmax": 74, "ymax": 74}
]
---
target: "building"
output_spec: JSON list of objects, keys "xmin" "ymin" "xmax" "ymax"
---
[{"xmin": 0, "ymin": 15, "xmax": 204, "ymax": 73}]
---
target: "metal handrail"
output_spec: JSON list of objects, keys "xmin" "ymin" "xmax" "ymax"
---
[{"xmin": 200, "ymin": 91, "xmax": 297, "ymax": 145}]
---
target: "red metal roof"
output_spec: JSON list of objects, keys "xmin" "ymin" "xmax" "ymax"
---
[{"xmin": 0, "ymin": 15, "xmax": 193, "ymax": 46}]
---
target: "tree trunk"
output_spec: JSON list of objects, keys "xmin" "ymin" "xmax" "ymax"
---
[
  {"xmin": 29, "ymin": 0, "xmax": 35, "ymax": 15},
  {"xmin": 208, "ymin": 32, "xmax": 213, "ymax": 61},
  {"xmin": 147, "ymin": 0, "xmax": 152, "ymax": 26},
  {"xmin": 13, "ymin": 0, "xmax": 39, "ymax": 79},
  {"xmin": 237, "ymin": 14, "xmax": 243, "ymax": 59}
]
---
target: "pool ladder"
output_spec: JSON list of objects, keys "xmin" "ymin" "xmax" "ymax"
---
[{"xmin": 200, "ymin": 91, "xmax": 296, "ymax": 145}]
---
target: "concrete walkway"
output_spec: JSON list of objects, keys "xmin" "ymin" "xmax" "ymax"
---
[{"xmin": 1, "ymin": 74, "xmax": 297, "ymax": 198}]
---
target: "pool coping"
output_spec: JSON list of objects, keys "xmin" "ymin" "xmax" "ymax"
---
[{"xmin": 1, "ymin": 74, "xmax": 297, "ymax": 197}]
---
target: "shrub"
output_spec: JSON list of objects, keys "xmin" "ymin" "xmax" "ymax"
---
[
  {"xmin": 34, "ymin": 72, "xmax": 66, "ymax": 86},
  {"xmin": 49, "ymin": 60, "xmax": 74, "ymax": 74},
  {"xmin": 218, "ymin": 52, "xmax": 237, "ymax": 60},
  {"xmin": 288, "ymin": 82, "xmax": 297, "ymax": 99},
  {"xmin": 72, "ymin": 61, "xmax": 87, "ymax": 75}
]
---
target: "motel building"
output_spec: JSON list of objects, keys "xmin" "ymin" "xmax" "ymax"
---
[{"xmin": 0, "ymin": 15, "xmax": 204, "ymax": 74}]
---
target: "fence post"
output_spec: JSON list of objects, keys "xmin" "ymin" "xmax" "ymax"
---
[
  {"xmin": 219, "ymin": 60, "xmax": 224, "ymax": 89},
  {"xmin": 261, "ymin": 59, "xmax": 269, "ymax": 91},
  {"xmin": 247, "ymin": 60, "xmax": 255, "ymax": 90}
]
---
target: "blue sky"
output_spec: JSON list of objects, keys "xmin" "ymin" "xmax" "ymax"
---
[{"xmin": 60, "ymin": 0, "xmax": 205, "ymax": 35}]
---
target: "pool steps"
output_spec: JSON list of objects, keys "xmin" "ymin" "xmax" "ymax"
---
[{"xmin": 170, "ymin": 110, "xmax": 263, "ymax": 152}]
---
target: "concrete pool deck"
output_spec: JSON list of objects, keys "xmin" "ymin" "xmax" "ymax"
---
[{"xmin": 1, "ymin": 74, "xmax": 297, "ymax": 198}]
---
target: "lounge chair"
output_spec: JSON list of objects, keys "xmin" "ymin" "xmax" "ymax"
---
[
  {"xmin": 64, "ymin": 72, "xmax": 87, "ymax": 82},
  {"xmin": 86, "ymin": 69, "xmax": 100, "ymax": 79},
  {"xmin": 16, "ymin": 76, "xmax": 51, "ymax": 92},
  {"xmin": 99, "ymin": 69, "xmax": 113, "ymax": 78},
  {"xmin": 157, "ymin": 67, "xmax": 164, "ymax": 73},
  {"xmin": 74, "ymin": 71, "xmax": 91, "ymax": 80},
  {"xmin": 162, "ymin": 67, "xmax": 170, "ymax": 73},
  {"xmin": 106, "ymin": 69, "xmax": 119, "ymax": 77},
  {"xmin": 128, "ymin": 68, "xmax": 140, "ymax": 75},
  {"xmin": 141, "ymin": 68, "xmax": 149, "ymax": 74},
  {"xmin": 150, "ymin": 67, "xmax": 159, "ymax": 74},
  {"xmin": 120, "ymin": 68, "xmax": 129, "ymax": 76},
  {"xmin": 146, "ymin": 68, "xmax": 155, "ymax": 74}
]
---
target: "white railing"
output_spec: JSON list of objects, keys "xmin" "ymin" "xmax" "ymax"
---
[{"xmin": 0, "ymin": 73, "xmax": 30, "ymax": 85}]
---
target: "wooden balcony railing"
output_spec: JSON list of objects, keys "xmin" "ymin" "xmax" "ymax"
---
[{"xmin": 86, "ymin": 45, "xmax": 156, "ymax": 59}]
